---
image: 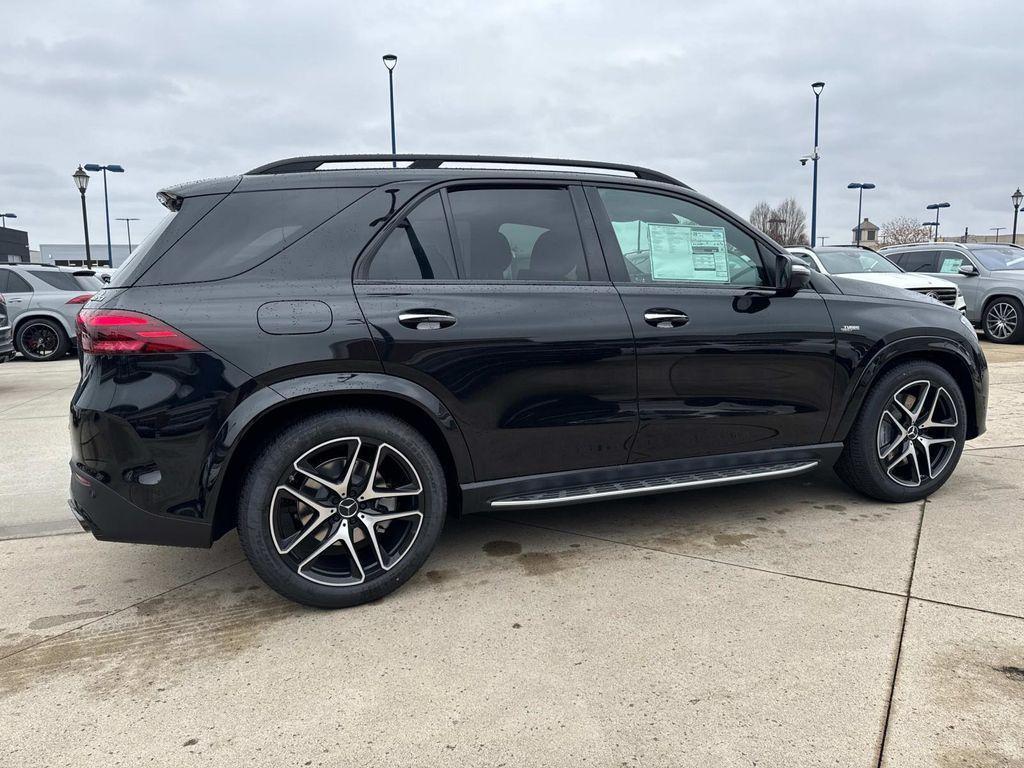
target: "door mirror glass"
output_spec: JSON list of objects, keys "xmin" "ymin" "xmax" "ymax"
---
[{"xmin": 958, "ymin": 263, "xmax": 978, "ymax": 276}]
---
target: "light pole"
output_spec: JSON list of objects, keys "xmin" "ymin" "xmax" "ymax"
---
[
  {"xmin": 768, "ymin": 216, "xmax": 786, "ymax": 241},
  {"xmin": 922, "ymin": 221, "xmax": 939, "ymax": 241},
  {"xmin": 116, "ymin": 217, "xmax": 140, "ymax": 254},
  {"xmin": 1012, "ymin": 188, "xmax": 1023, "ymax": 245},
  {"xmin": 83, "ymin": 163, "xmax": 124, "ymax": 266},
  {"xmin": 926, "ymin": 202, "xmax": 950, "ymax": 241},
  {"xmin": 809, "ymin": 81, "xmax": 825, "ymax": 248},
  {"xmin": 818, "ymin": 236, "xmax": 829, "ymax": 246},
  {"xmin": 990, "ymin": 227, "xmax": 1004, "ymax": 242},
  {"xmin": 383, "ymin": 54, "xmax": 398, "ymax": 168},
  {"xmin": 0, "ymin": 213, "xmax": 16, "ymax": 228},
  {"xmin": 847, "ymin": 182, "xmax": 876, "ymax": 245},
  {"xmin": 72, "ymin": 166, "xmax": 93, "ymax": 269}
]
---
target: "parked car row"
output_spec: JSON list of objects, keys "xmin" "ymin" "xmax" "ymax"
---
[
  {"xmin": 787, "ymin": 245, "xmax": 968, "ymax": 313},
  {"xmin": 0, "ymin": 264, "xmax": 103, "ymax": 361},
  {"xmin": 880, "ymin": 242, "xmax": 1024, "ymax": 344}
]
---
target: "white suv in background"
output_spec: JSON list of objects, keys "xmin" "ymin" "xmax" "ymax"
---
[{"xmin": 787, "ymin": 246, "xmax": 967, "ymax": 314}]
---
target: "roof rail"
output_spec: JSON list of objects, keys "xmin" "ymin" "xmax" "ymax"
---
[{"xmin": 246, "ymin": 154, "xmax": 688, "ymax": 188}]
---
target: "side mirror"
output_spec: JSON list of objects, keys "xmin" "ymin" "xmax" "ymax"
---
[
  {"xmin": 958, "ymin": 263, "xmax": 978, "ymax": 276},
  {"xmin": 776, "ymin": 254, "xmax": 813, "ymax": 292}
]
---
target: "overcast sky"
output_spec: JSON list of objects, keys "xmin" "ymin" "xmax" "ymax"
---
[{"xmin": 3, "ymin": 0, "xmax": 1022, "ymax": 249}]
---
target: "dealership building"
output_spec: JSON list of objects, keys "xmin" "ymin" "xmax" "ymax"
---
[{"xmin": 36, "ymin": 243, "xmax": 132, "ymax": 268}]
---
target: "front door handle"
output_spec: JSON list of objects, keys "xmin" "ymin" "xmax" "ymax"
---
[
  {"xmin": 398, "ymin": 310, "xmax": 457, "ymax": 330},
  {"xmin": 643, "ymin": 309, "xmax": 689, "ymax": 328}
]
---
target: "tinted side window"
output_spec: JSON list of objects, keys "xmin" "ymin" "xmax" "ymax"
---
[
  {"xmin": 448, "ymin": 188, "xmax": 588, "ymax": 281},
  {"xmin": 138, "ymin": 188, "xmax": 368, "ymax": 286},
  {"xmin": 935, "ymin": 251, "xmax": 971, "ymax": 274},
  {"xmin": 4, "ymin": 271, "xmax": 32, "ymax": 293},
  {"xmin": 28, "ymin": 270, "xmax": 81, "ymax": 291},
  {"xmin": 367, "ymin": 194, "xmax": 457, "ymax": 280},
  {"xmin": 595, "ymin": 188, "xmax": 767, "ymax": 286},
  {"xmin": 894, "ymin": 250, "xmax": 937, "ymax": 272}
]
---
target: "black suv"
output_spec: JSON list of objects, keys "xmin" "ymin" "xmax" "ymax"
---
[{"xmin": 69, "ymin": 155, "xmax": 988, "ymax": 607}]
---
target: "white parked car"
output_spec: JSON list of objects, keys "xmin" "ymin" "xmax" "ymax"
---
[{"xmin": 788, "ymin": 246, "xmax": 967, "ymax": 313}]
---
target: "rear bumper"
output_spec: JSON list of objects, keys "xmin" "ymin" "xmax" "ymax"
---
[{"xmin": 69, "ymin": 463, "xmax": 213, "ymax": 548}]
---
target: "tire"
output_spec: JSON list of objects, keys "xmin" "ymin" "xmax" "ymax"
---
[
  {"xmin": 835, "ymin": 361, "xmax": 967, "ymax": 503},
  {"xmin": 982, "ymin": 297, "xmax": 1024, "ymax": 344},
  {"xmin": 238, "ymin": 409, "xmax": 447, "ymax": 608},
  {"xmin": 15, "ymin": 318, "xmax": 69, "ymax": 361}
]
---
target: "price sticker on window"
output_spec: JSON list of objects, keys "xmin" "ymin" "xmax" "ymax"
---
[{"xmin": 647, "ymin": 224, "xmax": 730, "ymax": 282}]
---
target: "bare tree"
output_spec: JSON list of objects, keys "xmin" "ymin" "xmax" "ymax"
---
[
  {"xmin": 774, "ymin": 198, "xmax": 809, "ymax": 245},
  {"xmin": 749, "ymin": 201, "xmax": 773, "ymax": 232},
  {"xmin": 879, "ymin": 216, "xmax": 929, "ymax": 246}
]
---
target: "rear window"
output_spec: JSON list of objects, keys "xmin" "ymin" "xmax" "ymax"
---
[
  {"xmin": 27, "ymin": 270, "xmax": 85, "ymax": 291},
  {"xmin": 137, "ymin": 188, "xmax": 369, "ymax": 286}
]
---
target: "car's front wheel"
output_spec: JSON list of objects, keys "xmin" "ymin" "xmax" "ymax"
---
[
  {"xmin": 15, "ymin": 318, "xmax": 69, "ymax": 361},
  {"xmin": 238, "ymin": 409, "xmax": 447, "ymax": 608},
  {"xmin": 835, "ymin": 361, "xmax": 967, "ymax": 502},
  {"xmin": 982, "ymin": 297, "xmax": 1023, "ymax": 344}
]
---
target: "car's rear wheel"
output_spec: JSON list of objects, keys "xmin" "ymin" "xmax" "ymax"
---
[
  {"xmin": 237, "ymin": 409, "xmax": 446, "ymax": 608},
  {"xmin": 15, "ymin": 318, "xmax": 69, "ymax": 361},
  {"xmin": 982, "ymin": 297, "xmax": 1023, "ymax": 344},
  {"xmin": 835, "ymin": 361, "xmax": 967, "ymax": 502}
]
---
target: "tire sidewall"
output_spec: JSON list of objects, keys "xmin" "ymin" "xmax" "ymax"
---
[
  {"xmin": 238, "ymin": 409, "xmax": 447, "ymax": 608},
  {"xmin": 15, "ymin": 318, "xmax": 69, "ymax": 361},
  {"xmin": 857, "ymin": 362, "xmax": 967, "ymax": 502}
]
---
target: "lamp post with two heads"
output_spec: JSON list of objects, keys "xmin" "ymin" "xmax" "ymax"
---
[
  {"xmin": 926, "ymin": 202, "xmax": 951, "ymax": 241},
  {"xmin": 847, "ymin": 182, "xmax": 876, "ymax": 245},
  {"xmin": 83, "ymin": 163, "xmax": 124, "ymax": 266}
]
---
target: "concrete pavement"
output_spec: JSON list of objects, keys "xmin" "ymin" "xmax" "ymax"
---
[{"xmin": 1, "ymin": 342, "xmax": 1022, "ymax": 766}]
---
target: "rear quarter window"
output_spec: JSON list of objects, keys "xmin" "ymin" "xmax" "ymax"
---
[{"xmin": 137, "ymin": 188, "xmax": 369, "ymax": 286}]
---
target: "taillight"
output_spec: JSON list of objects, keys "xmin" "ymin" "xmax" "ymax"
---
[
  {"xmin": 76, "ymin": 309, "xmax": 206, "ymax": 355},
  {"xmin": 66, "ymin": 294, "xmax": 94, "ymax": 305}
]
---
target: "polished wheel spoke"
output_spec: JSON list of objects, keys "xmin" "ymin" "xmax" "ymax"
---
[
  {"xmin": 878, "ymin": 378, "xmax": 961, "ymax": 487},
  {"xmin": 270, "ymin": 435, "xmax": 426, "ymax": 587},
  {"xmin": 297, "ymin": 519, "xmax": 365, "ymax": 586},
  {"xmin": 357, "ymin": 509, "xmax": 423, "ymax": 571},
  {"xmin": 293, "ymin": 437, "xmax": 361, "ymax": 497},
  {"xmin": 356, "ymin": 442, "xmax": 423, "ymax": 502},
  {"xmin": 987, "ymin": 303, "xmax": 1017, "ymax": 339},
  {"xmin": 271, "ymin": 485, "xmax": 335, "ymax": 554}
]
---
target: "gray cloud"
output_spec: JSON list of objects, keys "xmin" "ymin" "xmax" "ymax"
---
[{"xmin": 2, "ymin": 0, "xmax": 1021, "ymax": 248}]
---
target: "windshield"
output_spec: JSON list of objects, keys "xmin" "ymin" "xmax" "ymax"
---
[
  {"xmin": 817, "ymin": 248, "xmax": 900, "ymax": 274},
  {"xmin": 967, "ymin": 246, "xmax": 1024, "ymax": 271}
]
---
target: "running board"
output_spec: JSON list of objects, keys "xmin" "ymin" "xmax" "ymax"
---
[{"xmin": 488, "ymin": 460, "xmax": 819, "ymax": 509}]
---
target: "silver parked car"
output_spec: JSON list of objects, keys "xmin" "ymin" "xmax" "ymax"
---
[
  {"xmin": 881, "ymin": 242, "xmax": 1024, "ymax": 343},
  {"xmin": 0, "ymin": 264, "xmax": 102, "ymax": 361}
]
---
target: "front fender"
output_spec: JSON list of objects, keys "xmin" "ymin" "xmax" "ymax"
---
[{"xmin": 830, "ymin": 334, "xmax": 987, "ymax": 442}]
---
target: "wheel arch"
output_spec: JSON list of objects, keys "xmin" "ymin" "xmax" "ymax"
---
[
  {"xmin": 13, "ymin": 311, "xmax": 74, "ymax": 339},
  {"xmin": 980, "ymin": 292, "xmax": 1023, "ymax": 319},
  {"xmin": 206, "ymin": 373, "xmax": 474, "ymax": 541},
  {"xmin": 833, "ymin": 337, "xmax": 984, "ymax": 443}
]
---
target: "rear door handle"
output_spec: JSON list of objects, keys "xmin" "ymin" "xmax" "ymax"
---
[
  {"xmin": 643, "ymin": 309, "xmax": 689, "ymax": 328},
  {"xmin": 398, "ymin": 310, "xmax": 457, "ymax": 330}
]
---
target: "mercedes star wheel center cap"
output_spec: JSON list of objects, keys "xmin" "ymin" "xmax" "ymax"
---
[{"xmin": 338, "ymin": 497, "xmax": 359, "ymax": 518}]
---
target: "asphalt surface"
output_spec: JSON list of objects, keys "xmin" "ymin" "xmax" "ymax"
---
[{"xmin": 1, "ymin": 341, "xmax": 1023, "ymax": 767}]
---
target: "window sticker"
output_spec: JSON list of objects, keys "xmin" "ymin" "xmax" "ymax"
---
[
  {"xmin": 939, "ymin": 257, "xmax": 962, "ymax": 273},
  {"xmin": 647, "ymin": 223, "xmax": 730, "ymax": 282}
]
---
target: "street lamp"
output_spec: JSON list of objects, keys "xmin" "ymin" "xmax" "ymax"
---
[
  {"xmin": 990, "ymin": 227, "xmax": 1004, "ymax": 242},
  {"xmin": 818, "ymin": 236, "xmax": 829, "ymax": 246},
  {"xmin": 847, "ymin": 182, "xmax": 876, "ymax": 245},
  {"xmin": 1012, "ymin": 188, "xmax": 1023, "ymax": 245},
  {"xmin": 83, "ymin": 163, "xmax": 125, "ymax": 266},
  {"xmin": 0, "ymin": 213, "xmax": 16, "ymax": 228},
  {"xmin": 116, "ymin": 217, "xmax": 140, "ymax": 253},
  {"xmin": 922, "ymin": 221, "xmax": 939, "ymax": 241},
  {"xmin": 768, "ymin": 216, "xmax": 786, "ymax": 241},
  {"xmin": 382, "ymin": 54, "xmax": 398, "ymax": 168},
  {"xmin": 809, "ymin": 81, "xmax": 825, "ymax": 248},
  {"xmin": 72, "ymin": 165, "xmax": 93, "ymax": 269},
  {"xmin": 926, "ymin": 202, "xmax": 950, "ymax": 241}
]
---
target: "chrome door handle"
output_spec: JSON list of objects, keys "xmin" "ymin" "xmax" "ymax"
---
[
  {"xmin": 643, "ymin": 309, "xmax": 689, "ymax": 328},
  {"xmin": 398, "ymin": 311, "xmax": 456, "ymax": 330}
]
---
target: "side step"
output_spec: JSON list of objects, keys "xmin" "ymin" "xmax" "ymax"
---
[{"xmin": 489, "ymin": 461, "xmax": 818, "ymax": 509}]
